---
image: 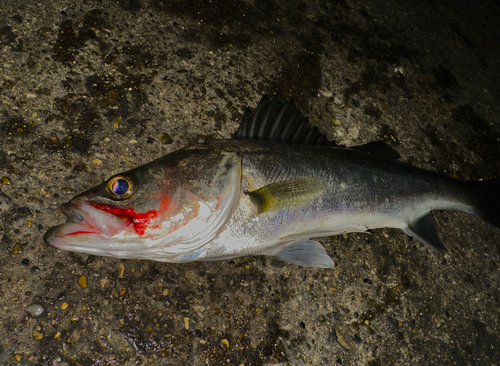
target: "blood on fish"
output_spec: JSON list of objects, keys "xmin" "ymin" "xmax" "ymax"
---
[
  {"xmin": 90, "ymin": 204, "xmax": 158, "ymax": 236},
  {"xmin": 158, "ymin": 193, "xmax": 171, "ymax": 215},
  {"xmin": 215, "ymin": 196, "xmax": 222, "ymax": 211},
  {"xmin": 67, "ymin": 230, "xmax": 98, "ymax": 236}
]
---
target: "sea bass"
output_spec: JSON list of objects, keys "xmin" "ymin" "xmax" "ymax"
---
[{"xmin": 44, "ymin": 96, "xmax": 500, "ymax": 267}]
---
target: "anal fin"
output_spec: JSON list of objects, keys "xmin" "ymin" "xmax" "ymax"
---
[
  {"xmin": 269, "ymin": 240, "xmax": 335, "ymax": 268},
  {"xmin": 404, "ymin": 213, "xmax": 447, "ymax": 252}
]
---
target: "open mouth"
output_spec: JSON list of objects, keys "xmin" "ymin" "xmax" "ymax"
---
[
  {"xmin": 44, "ymin": 202, "xmax": 130, "ymax": 247},
  {"xmin": 63, "ymin": 202, "xmax": 130, "ymax": 237}
]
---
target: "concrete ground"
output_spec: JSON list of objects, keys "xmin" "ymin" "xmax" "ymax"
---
[{"xmin": 1, "ymin": 0, "xmax": 499, "ymax": 365}]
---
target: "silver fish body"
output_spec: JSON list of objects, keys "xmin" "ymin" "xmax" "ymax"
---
[
  {"xmin": 45, "ymin": 96, "xmax": 500, "ymax": 267},
  {"xmin": 167, "ymin": 139, "xmax": 480, "ymax": 266}
]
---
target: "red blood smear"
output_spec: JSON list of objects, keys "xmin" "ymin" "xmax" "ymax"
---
[
  {"xmin": 67, "ymin": 231, "xmax": 98, "ymax": 236},
  {"xmin": 215, "ymin": 196, "xmax": 222, "ymax": 211},
  {"xmin": 90, "ymin": 204, "xmax": 158, "ymax": 236}
]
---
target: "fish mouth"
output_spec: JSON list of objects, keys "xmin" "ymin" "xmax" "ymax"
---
[
  {"xmin": 61, "ymin": 203, "xmax": 86, "ymax": 224},
  {"xmin": 44, "ymin": 202, "xmax": 130, "ymax": 248}
]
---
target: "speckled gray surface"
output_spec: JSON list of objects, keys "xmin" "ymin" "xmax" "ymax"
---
[{"xmin": 1, "ymin": 0, "xmax": 500, "ymax": 365}]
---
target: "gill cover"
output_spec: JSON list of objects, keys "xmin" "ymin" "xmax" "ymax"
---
[{"xmin": 152, "ymin": 151, "xmax": 242, "ymax": 257}]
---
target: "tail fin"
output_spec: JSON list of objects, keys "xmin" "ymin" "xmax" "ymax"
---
[{"xmin": 469, "ymin": 178, "xmax": 500, "ymax": 230}]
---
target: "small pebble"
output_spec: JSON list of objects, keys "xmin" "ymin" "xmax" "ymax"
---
[
  {"xmin": 158, "ymin": 133, "xmax": 173, "ymax": 144},
  {"xmin": 117, "ymin": 263, "xmax": 125, "ymax": 278},
  {"xmin": 12, "ymin": 243, "xmax": 23, "ymax": 254},
  {"xmin": 128, "ymin": 139, "xmax": 138, "ymax": 144},
  {"xmin": 183, "ymin": 317, "xmax": 190, "ymax": 330},
  {"xmin": 192, "ymin": 329, "xmax": 202, "ymax": 337},
  {"xmin": 92, "ymin": 158, "xmax": 102, "ymax": 165},
  {"xmin": 221, "ymin": 339, "xmax": 229, "ymax": 348},
  {"xmin": 78, "ymin": 275, "xmax": 88, "ymax": 289},
  {"xmin": 317, "ymin": 315, "xmax": 326, "ymax": 322},
  {"xmin": 99, "ymin": 278, "xmax": 108, "ymax": 289},
  {"xmin": 336, "ymin": 327, "xmax": 353, "ymax": 350},
  {"xmin": 1, "ymin": 176, "xmax": 11, "ymax": 185},
  {"xmin": 14, "ymin": 354, "xmax": 22, "ymax": 362},
  {"xmin": 348, "ymin": 127, "xmax": 359, "ymax": 139},
  {"xmin": 33, "ymin": 325, "xmax": 43, "ymax": 340},
  {"xmin": 71, "ymin": 315, "xmax": 79, "ymax": 321},
  {"xmin": 61, "ymin": 187, "xmax": 76, "ymax": 194},
  {"xmin": 61, "ymin": 302, "xmax": 69, "ymax": 310},
  {"xmin": 25, "ymin": 304, "xmax": 45, "ymax": 318}
]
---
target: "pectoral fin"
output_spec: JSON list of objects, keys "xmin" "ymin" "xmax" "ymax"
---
[
  {"xmin": 404, "ymin": 213, "xmax": 447, "ymax": 252},
  {"xmin": 268, "ymin": 239, "xmax": 335, "ymax": 268},
  {"xmin": 247, "ymin": 177, "xmax": 324, "ymax": 213}
]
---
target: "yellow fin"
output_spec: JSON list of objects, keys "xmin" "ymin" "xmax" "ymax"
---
[{"xmin": 247, "ymin": 177, "xmax": 324, "ymax": 213}]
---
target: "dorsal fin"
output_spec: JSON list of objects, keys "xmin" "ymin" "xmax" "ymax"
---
[
  {"xmin": 234, "ymin": 95, "xmax": 337, "ymax": 146},
  {"xmin": 234, "ymin": 95, "xmax": 401, "ymax": 160},
  {"xmin": 351, "ymin": 141, "xmax": 401, "ymax": 160}
]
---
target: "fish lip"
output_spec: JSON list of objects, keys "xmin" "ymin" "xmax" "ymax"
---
[
  {"xmin": 44, "ymin": 219, "xmax": 101, "ymax": 248},
  {"xmin": 44, "ymin": 225, "xmax": 60, "ymax": 244},
  {"xmin": 61, "ymin": 202, "xmax": 86, "ymax": 223}
]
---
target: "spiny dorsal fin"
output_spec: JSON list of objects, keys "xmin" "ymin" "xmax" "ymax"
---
[
  {"xmin": 247, "ymin": 177, "xmax": 324, "ymax": 214},
  {"xmin": 234, "ymin": 95, "xmax": 337, "ymax": 146}
]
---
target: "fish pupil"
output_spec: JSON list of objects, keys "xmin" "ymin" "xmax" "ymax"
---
[{"xmin": 111, "ymin": 179, "xmax": 130, "ymax": 196}]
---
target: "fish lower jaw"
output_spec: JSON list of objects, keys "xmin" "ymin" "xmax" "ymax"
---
[
  {"xmin": 50, "ymin": 222, "xmax": 100, "ymax": 238},
  {"xmin": 62, "ymin": 202, "xmax": 131, "ymax": 237}
]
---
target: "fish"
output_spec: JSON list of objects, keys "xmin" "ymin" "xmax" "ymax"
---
[{"xmin": 44, "ymin": 95, "xmax": 500, "ymax": 267}]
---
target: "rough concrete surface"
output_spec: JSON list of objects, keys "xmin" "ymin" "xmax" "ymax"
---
[{"xmin": 1, "ymin": 0, "xmax": 499, "ymax": 365}]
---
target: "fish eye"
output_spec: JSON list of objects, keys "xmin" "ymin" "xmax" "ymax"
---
[{"xmin": 106, "ymin": 175, "xmax": 134, "ymax": 199}]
